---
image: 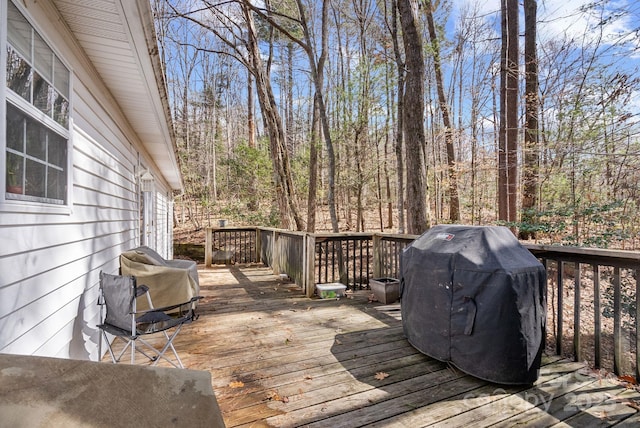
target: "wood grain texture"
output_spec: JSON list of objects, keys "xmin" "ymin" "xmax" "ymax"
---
[{"xmin": 106, "ymin": 265, "xmax": 639, "ymax": 427}]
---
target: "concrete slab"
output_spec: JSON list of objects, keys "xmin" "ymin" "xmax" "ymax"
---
[{"xmin": 0, "ymin": 353, "xmax": 225, "ymax": 427}]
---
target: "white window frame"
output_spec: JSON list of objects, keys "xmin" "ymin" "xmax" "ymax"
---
[{"xmin": 0, "ymin": 0, "xmax": 73, "ymax": 214}]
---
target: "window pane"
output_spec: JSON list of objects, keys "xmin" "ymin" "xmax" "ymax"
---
[
  {"xmin": 25, "ymin": 158, "xmax": 46, "ymax": 197},
  {"xmin": 33, "ymin": 71, "xmax": 51, "ymax": 115},
  {"xmin": 6, "ymin": 151, "xmax": 24, "ymax": 194},
  {"xmin": 52, "ymin": 90, "xmax": 69, "ymax": 127},
  {"xmin": 5, "ymin": 2, "xmax": 70, "ymax": 205},
  {"xmin": 7, "ymin": 1, "xmax": 31, "ymax": 62},
  {"xmin": 34, "ymin": 32, "xmax": 53, "ymax": 82},
  {"xmin": 47, "ymin": 166, "xmax": 66, "ymax": 201},
  {"xmin": 6, "ymin": 48, "xmax": 32, "ymax": 101},
  {"xmin": 48, "ymin": 132, "xmax": 66, "ymax": 168},
  {"xmin": 54, "ymin": 56, "xmax": 69, "ymax": 97},
  {"xmin": 26, "ymin": 118, "xmax": 46, "ymax": 159},
  {"xmin": 6, "ymin": 104, "xmax": 25, "ymax": 151}
]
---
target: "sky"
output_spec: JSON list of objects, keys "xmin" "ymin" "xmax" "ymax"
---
[
  {"xmin": 455, "ymin": 0, "xmax": 640, "ymax": 48},
  {"xmin": 452, "ymin": 0, "xmax": 640, "ymax": 114}
]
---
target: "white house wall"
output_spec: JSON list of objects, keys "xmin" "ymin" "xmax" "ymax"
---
[{"xmin": 0, "ymin": 0, "xmax": 176, "ymax": 360}]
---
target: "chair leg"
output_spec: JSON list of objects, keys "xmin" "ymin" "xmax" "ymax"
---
[
  {"xmin": 163, "ymin": 330, "xmax": 184, "ymax": 368},
  {"xmin": 111, "ymin": 337, "xmax": 132, "ymax": 363},
  {"xmin": 138, "ymin": 325, "xmax": 185, "ymax": 369},
  {"xmin": 102, "ymin": 331, "xmax": 118, "ymax": 363}
]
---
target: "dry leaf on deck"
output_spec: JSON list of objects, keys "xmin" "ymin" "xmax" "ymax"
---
[
  {"xmin": 229, "ymin": 381, "xmax": 245, "ymax": 388},
  {"xmin": 619, "ymin": 375, "xmax": 637, "ymax": 385},
  {"xmin": 268, "ymin": 391, "xmax": 289, "ymax": 403},
  {"xmin": 375, "ymin": 372, "xmax": 390, "ymax": 380}
]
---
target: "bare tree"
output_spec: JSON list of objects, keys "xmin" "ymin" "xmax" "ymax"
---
[
  {"xmin": 397, "ymin": 0, "xmax": 429, "ymax": 234},
  {"xmin": 520, "ymin": 0, "xmax": 539, "ymax": 239},
  {"xmin": 499, "ymin": 0, "xmax": 518, "ymax": 226},
  {"xmin": 383, "ymin": 0, "xmax": 406, "ymax": 233},
  {"xmin": 424, "ymin": 0, "xmax": 460, "ymax": 222}
]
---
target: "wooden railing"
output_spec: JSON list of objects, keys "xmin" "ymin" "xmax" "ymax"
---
[
  {"xmin": 524, "ymin": 244, "xmax": 640, "ymax": 380},
  {"xmin": 205, "ymin": 228, "xmax": 415, "ymax": 295},
  {"xmin": 259, "ymin": 228, "xmax": 307, "ymax": 288},
  {"xmin": 204, "ymin": 227, "xmax": 639, "ymax": 380},
  {"xmin": 204, "ymin": 227, "xmax": 259, "ymax": 265}
]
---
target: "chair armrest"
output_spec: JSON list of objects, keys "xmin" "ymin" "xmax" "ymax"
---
[{"xmin": 136, "ymin": 296, "xmax": 202, "ymax": 316}]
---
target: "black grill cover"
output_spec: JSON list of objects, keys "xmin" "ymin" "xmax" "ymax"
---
[{"xmin": 400, "ymin": 225, "xmax": 546, "ymax": 385}]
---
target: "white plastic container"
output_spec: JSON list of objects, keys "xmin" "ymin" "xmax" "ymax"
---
[{"xmin": 316, "ymin": 283, "xmax": 347, "ymax": 299}]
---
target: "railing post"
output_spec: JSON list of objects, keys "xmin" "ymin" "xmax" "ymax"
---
[
  {"xmin": 205, "ymin": 228, "xmax": 212, "ymax": 268},
  {"xmin": 636, "ymin": 269, "xmax": 640, "ymax": 383},
  {"xmin": 556, "ymin": 261, "xmax": 564, "ymax": 355},
  {"xmin": 306, "ymin": 234, "xmax": 316, "ymax": 298},
  {"xmin": 613, "ymin": 266, "xmax": 622, "ymax": 375},
  {"xmin": 593, "ymin": 264, "xmax": 601, "ymax": 368},
  {"xmin": 255, "ymin": 228, "xmax": 261, "ymax": 264},
  {"xmin": 272, "ymin": 230, "xmax": 281, "ymax": 275},
  {"xmin": 573, "ymin": 263, "xmax": 581, "ymax": 362},
  {"xmin": 372, "ymin": 234, "xmax": 382, "ymax": 279}
]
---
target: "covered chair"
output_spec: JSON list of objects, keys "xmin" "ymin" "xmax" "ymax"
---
[
  {"xmin": 97, "ymin": 271, "xmax": 201, "ymax": 369},
  {"xmin": 120, "ymin": 246, "xmax": 199, "ymax": 311}
]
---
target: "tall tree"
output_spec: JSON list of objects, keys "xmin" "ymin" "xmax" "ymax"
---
[
  {"xmin": 520, "ymin": 0, "xmax": 539, "ymax": 239},
  {"xmin": 499, "ymin": 0, "xmax": 519, "ymax": 226},
  {"xmin": 397, "ymin": 0, "xmax": 429, "ymax": 234},
  {"xmin": 384, "ymin": 0, "xmax": 406, "ymax": 233},
  {"xmin": 425, "ymin": 0, "xmax": 460, "ymax": 222},
  {"xmin": 242, "ymin": 2, "xmax": 305, "ymax": 230},
  {"xmin": 293, "ymin": 0, "xmax": 340, "ymax": 232}
]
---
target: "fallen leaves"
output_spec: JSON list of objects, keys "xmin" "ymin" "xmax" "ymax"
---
[
  {"xmin": 619, "ymin": 375, "xmax": 637, "ymax": 385},
  {"xmin": 375, "ymin": 372, "xmax": 390, "ymax": 380},
  {"xmin": 266, "ymin": 390, "xmax": 289, "ymax": 403},
  {"xmin": 229, "ymin": 381, "xmax": 245, "ymax": 389}
]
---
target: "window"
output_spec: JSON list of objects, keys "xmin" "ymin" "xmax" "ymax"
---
[{"xmin": 5, "ymin": 0, "xmax": 70, "ymax": 204}]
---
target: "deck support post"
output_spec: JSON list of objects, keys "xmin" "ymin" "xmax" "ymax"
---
[
  {"xmin": 205, "ymin": 228, "xmax": 212, "ymax": 267},
  {"xmin": 306, "ymin": 234, "xmax": 316, "ymax": 298}
]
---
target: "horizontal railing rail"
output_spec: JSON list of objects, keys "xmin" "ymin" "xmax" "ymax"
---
[{"xmin": 204, "ymin": 227, "xmax": 638, "ymax": 381}]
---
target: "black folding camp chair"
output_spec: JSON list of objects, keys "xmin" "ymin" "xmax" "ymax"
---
[{"xmin": 97, "ymin": 271, "xmax": 200, "ymax": 369}]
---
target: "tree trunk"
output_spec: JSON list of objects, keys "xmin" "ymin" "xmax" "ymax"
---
[
  {"xmin": 306, "ymin": 94, "xmax": 320, "ymax": 232},
  {"xmin": 506, "ymin": 0, "xmax": 519, "ymax": 226},
  {"xmin": 389, "ymin": 0, "xmax": 405, "ymax": 233},
  {"xmin": 425, "ymin": 1, "xmax": 460, "ymax": 222},
  {"xmin": 247, "ymin": 70, "xmax": 256, "ymax": 149},
  {"xmin": 520, "ymin": 0, "xmax": 539, "ymax": 240},
  {"xmin": 499, "ymin": 0, "xmax": 519, "ymax": 226},
  {"xmin": 397, "ymin": 0, "xmax": 428, "ymax": 235},
  {"xmin": 246, "ymin": 69, "xmax": 258, "ymax": 211},
  {"xmin": 295, "ymin": 0, "xmax": 339, "ymax": 232},
  {"xmin": 242, "ymin": 2, "xmax": 304, "ymax": 230}
]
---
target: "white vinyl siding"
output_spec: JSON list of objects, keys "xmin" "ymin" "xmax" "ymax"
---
[{"xmin": 0, "ymin": 0, "xmax": 176, "ymax": 360}]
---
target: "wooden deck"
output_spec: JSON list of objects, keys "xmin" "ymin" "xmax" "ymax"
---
[{"xmin": 119, "ymin": 265, "xmax": 640, "ymax": 427}]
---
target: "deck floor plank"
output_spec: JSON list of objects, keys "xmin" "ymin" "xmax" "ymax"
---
[{"xmin": 104, "ymin": 265, "xmax": 639, "ymax": 427}]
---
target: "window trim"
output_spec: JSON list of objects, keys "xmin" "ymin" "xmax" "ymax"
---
[{"xmin": 1, "ymin": 0, "xmax": 73, "ymax": 214}]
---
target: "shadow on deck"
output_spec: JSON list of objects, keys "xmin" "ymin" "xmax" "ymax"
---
[{"xmin": 129, "ymin": 265, "xmax": 640, "ymax": 427}]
